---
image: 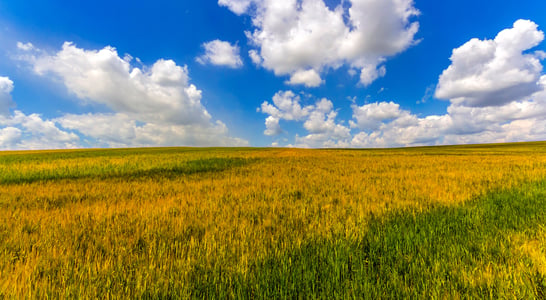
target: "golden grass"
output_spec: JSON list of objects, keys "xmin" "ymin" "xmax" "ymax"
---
[{"xmin": 1, "ymin": 143, "xmax": 546, "ymax": 297}]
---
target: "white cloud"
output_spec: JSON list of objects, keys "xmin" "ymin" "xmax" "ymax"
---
[
  {"xmin": 259, "ymin": 91, "xmax": 350, "ymax": 146},
  {"xmin": 248, "ymin": 49, "xmax": 263, "ymax": 65},
  {"xmin": 346, "ymin": 19, "xmax": 546, "ymax": 148},
  {"xmin": 261, "ymin": 72, "xmax": 546, "ymax": 148},
  {"xmin": 347, "ymin": 84, "xmax": 546, "ymax": 148},
  {"xmin": 350, "ymin": 101, "xmax": 406, "ymax": 131},
  {"xmin": 222, "ymin": 0, "xmax": 419, "ymax": 87},
  {"xmin": 303, "ymin": 98, "xmax": 335, "ymax": 133},
  {"xmin": 263, "ymin": 91, "xmax": 546, "ymax": 148},
  {"xmin": 347, "ymin": 99, "xmax": 446, "ymax": 147},
  {"xmin": 346, "ymin": 84, "xmax": 546, "ymax": 148},
  {"xmin": 0, "ymin": 111, "xmax": 80, "ymax": 150},
  {"xmin": 0, "ymin": 76, "xmax": 14, "ymax": 116},
  {"xmin": 295, "ymin": 131, "xmax": 351, "ymax": 148},
  {"xmin": 56, "ymin": 113, "xmax": 138, "ymax": 147},
  {"xmin": 299, "ymin": 98, "xmax": 351, "ymax": 147},
  {"xmin": 57, "ymin": 113, "xmax": 245, "ymax": 148},
  {"xmin": 286, "ymin": 69, "xmax": 323, "ymax": 87},
  {"xmin": 32, "ymin": 42, "xmax": 211, "ymax": 126},
  {"xmin": 360, "ymin": 64, "xmax": 386, "ymax": 87},
  {"xmin": 196, "ymin": 40, "xmax": 243, "ymax": 68},
  {"xmin": 259, "ymin": 90, "xmax": 313, "ymax": 121},
  {"xmin": 218, "ymin": 0, "xmax": 256, "ymax": 15},
  {"xmin": 0, "ymin": 127, "xmax": 22, "ymax": 148},
  {"xmin": 264, "ymin": 116, "xmax": 281, "ymax": 136},
  {"xmin": 10, "ymin": 42, "xmax": 247, "ymax": 149},
  {"xmin": 17, "ymin": 42, "xmax": 35, "ymax": 51},
  {"xmin": 435, "ymin": 19, "xmax": 545, "ymax": 107}
]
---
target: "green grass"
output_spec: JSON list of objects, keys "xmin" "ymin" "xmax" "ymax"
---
[
  {"xmin": 187, "ymin": 180, "xmax": 546, "ymax": 299},
  {"xmin": 2, "ymin": 142, "xmax": 546, "ymax": 298},
  {"xmin": 0, "ymin": 156, "xmax": 257, "ymax": 185}
]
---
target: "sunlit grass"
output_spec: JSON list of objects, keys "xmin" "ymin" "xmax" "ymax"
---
[
  {"xmin": 1, "ymin": 142, "xmax": 546, "ymax": 298},
  {"xmin": 193, "ymin": 180, "xmax": 546, "ymax": 298}
]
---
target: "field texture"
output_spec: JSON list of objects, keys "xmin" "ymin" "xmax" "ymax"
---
[{"xmin": 1, "ymin": 142, "xmax": 546, "ymax": 298}]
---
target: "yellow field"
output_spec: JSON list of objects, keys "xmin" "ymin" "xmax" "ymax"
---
[{"xmin": 1, "ymin": 143, "xmax": 546, "ymax": 297}]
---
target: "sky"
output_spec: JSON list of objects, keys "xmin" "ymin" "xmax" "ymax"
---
[{"xmin": 0, "ymin": 0, "xmax": 546, "ymax": 149}]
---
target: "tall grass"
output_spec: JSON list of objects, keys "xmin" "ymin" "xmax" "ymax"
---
[
  {"xmin": 0, "ymin": 142, "xmax": 546, "ymax": 298},
  {"xmin": 191, "ymin": 180, "xmax": 545, "ymax": 298}
]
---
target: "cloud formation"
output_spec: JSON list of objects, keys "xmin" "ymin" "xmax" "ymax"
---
[
  {"xmin": 297, "ymin": 98, "xmax": 351, "ymax": 147},
  {"xmin": 286, "ymin": 69, "xmax": 323, "ymax": 87},
  {"xmin": 259, "ymin": 90, "xmax": 313, "ymax": 122},
  {"xmin": 350, "ymin": 101, "xmax": 408, "ymax": 131},
  {"xmin": 220, "ymin": 0, "xmax": 419, "ymax": 86},
  {"xmin": 259, "ymin": 20, "xmax": 546, "ymax": 148},
  {"xmin": 435, "ymin": 19, "xmax": 545, "ymax": 107},
  {"xmin": 0, "ymin": 76, "xmax": 14, "ymax": 116},
  {"xmin": 56, "ymin": 113, "xmax": 241, "ymax": 148},
  {"xmin": 0, "ymin": 77, "xmax": 81, "ymax": 150},
  {"xmin": 259, "ymin": 90, "xmax": 350, "ymax": 147},
  {"xmin": 5, "ymin": 42, "xmax": 248, "ymax": 149},
  {"xmin": 0, "ymin": 110, "xmax": 80, "ymax": 150},
  {"xmin": 218, "ymin": 0, "xmax": 254, "ymax": 15},
  {"xmin": 32, "ymin": 42, "xmax": 212, "ymax": 126},
  {"xmin": 196, "ymin": 40, "xmax": 243, "ymax": 68},
  {"xmin": 263, "ymin": 116, "xmax": 281, "ymax": 136},
  {"xmin": 16, "ymin": 42, "xmax": 35, "ymax": 51}
]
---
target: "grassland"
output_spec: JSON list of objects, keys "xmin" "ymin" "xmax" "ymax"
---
[{"xmin": 1, "ymin": 142, "xmax": 545, "ymax": 298}]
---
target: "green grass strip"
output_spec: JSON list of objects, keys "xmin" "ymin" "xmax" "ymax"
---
[
  {"xmin": 188, "ymin": 181, "xmax": 546, "ymax": 299},
  {"xmin": 0, "ymin": 157, "xmax": 256, "ymax": 185}
]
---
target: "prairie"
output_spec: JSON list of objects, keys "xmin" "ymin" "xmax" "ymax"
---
[{"xmin": 1, "ymin": 142, "xmax": 545, "ymax": 298}]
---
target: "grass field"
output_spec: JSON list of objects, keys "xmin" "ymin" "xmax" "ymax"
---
[{"xmin": 1, "ymin": 142, "xmax": 546, "ymax": 298}]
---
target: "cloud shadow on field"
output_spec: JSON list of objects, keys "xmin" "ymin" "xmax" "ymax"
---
[{"xmin": 0, "ymin": 157, "xmax": 258, "ymax": 185}]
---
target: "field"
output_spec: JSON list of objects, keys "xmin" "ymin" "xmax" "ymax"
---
[{"xmin": 1, "ymin": 142, "xmax": 546, "ymax": 298}]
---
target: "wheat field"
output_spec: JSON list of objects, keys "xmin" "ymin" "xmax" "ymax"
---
[{"xmin": 1, "ymin": 142, "xmax": 546, "ymax": 298}]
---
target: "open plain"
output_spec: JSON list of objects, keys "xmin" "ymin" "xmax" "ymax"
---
[{"xmin": 1, "ymin": 142, "xmax": 546, "ymax": 298}]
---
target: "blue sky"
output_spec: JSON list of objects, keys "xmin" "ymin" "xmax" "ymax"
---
[{"xmin": 0, "ymin": 0, "xmax": 546, "ymax": 149}]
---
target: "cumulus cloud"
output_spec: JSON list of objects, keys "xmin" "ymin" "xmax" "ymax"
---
[
  {"xmin": 57, "ymin": 113, "xmax": 137, "ymax": 147},
  {"xmin": 0, "ymin": 111, "xmax": 80, "ymax": 150},
  {"xmin": 57, "ymin": 113, "xmax": 243, "ymax": 148},
  {"xmin": 286, "ymin": 69, "xmax": 323, "ymax": 87},
  {"xmin": 1, "ymin": 77, "xmax": 74, "ymax": 150},
  {"xmin": 259, "ymin": 90, "xmax": 350, "ymax": 146},
  {"xmin": 347, "ymin": 76, "xmax": 546, "ymax": 147},
  {"xmin": 0, "ymin": 77, "xmax": 14, "ymax": 116},
  {"xmin": 258, "ymin": 90, "xmax": 446, "ymax": 148},
  {"xmin": 348, "ymin": 78, "xmax": 546, "ymax": 147},
  {"xmin": 218, "ymin": 0, "xmax": 256, "ymax": 15},
  {"xmin": 9, "ymin": 42, "xmax": 247, "ymax": 149},
  {"xmin": 260, "ymin": 19, "xmax": 546, "ymax": 149},
  {"xmin": 259, "ymin": 90, "xmax": 313, "ymax": 121},
  {"xmin": 32, "ymin": 42, "xmax": 212, "ymax": 126},
  {"xmin": 435, "ymin": 20, "xmax": 545, "ymax": 107},
  {"xmin": 196, "ymin": 40, "xmax": 243, "ymax": 68},
  {"xmin": 298, "ymin": 98, "xmax": 351, "ymax": 147},
  {"xmin": 347, "ymin": 100, "xmax": 546, "ymax": 148},
  {"xmin": 0, "ymin": 127, "xmax": 22, "ymax": 148},
  {"xmin": 359, "ymin": 64, "xmax": 387, "ymax": 87},
  {"xmin": 350, "ymin": 101, "xmax": 407, "ymax": 131},
  {"xmin": 346, "ymin": 100, "xmax": 444, "ymax": 147},
  {"xmin": 220, "ymin": 0, "xmax": 419, "ymax": 86},
  {"xmin": 264, "ymin": 116, "xmax": 281, "ymax": 136}
]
